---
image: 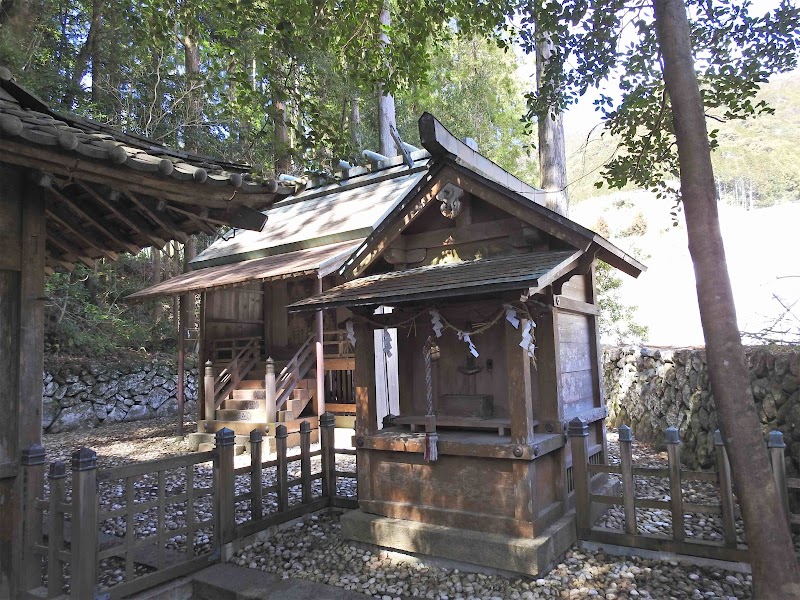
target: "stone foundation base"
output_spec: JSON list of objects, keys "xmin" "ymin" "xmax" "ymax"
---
[{"xmin": 340, "ymin": 508, "xmax": 576, "ymax": 577}]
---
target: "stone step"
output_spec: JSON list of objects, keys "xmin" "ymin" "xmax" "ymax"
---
[
  {"xmin": 216, "ymin": 408, "xmax": 268, "ymax": 422},
  {"xmin": 223, "ymin": 399, "xmax": 265, "ymax": 411},
  {"xmin": 232, "ymin": 388, "xmax": 266, "ymax": 400}
]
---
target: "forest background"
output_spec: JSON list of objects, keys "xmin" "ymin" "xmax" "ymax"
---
[{"xmin": 2, "ymin": 0, "xmax": 798, "ymax": 357}]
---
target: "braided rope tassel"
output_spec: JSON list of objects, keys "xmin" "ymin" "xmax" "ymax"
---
[{"xmin": 423, "ymin": 337, "xmax": 439, "ymax": 462}]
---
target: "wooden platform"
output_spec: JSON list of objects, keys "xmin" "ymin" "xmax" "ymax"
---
[{"xmin": 394, "ymin": 415, "xmax": 517, "ymax": 436}]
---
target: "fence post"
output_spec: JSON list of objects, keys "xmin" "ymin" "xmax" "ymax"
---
[
  {"xmin": 249, "ymin": 429, "xmax": 263, "ymax": 522},
  {"xmin": 320, "ymin": 412, "xmax": 336, "ymax": 502},
  {"xmin": 300, "ymin": 421, "xmax": 312, "ymax": 503},
  {"xmin": 20, "ymin": 443, "xmax": 45, "ymax": 592},
  {"xmin": 265, "ymin": 358, "xmax": 277, "ymax": 423},
  {"xmin": 204, "ymin": 360, "xmax": 215, "ymax": 421},
  {"xmin": 47, "ymin": 461, "xmax": 66, "ymax": 598},
  {"xmin": 664, "ymin": 427, "xmax": 685, "ymax": 541},
  {"xmin": 714, "ymin": 429, "xmax": 738, "ymax": 547},
  {"xmin": 215, "ymin": 428, "xmax": 236, "ymax": 545},
  {"xmin": 618, "ymin": 425, "xmax": 637, "ymax": 535},
  {"xmin": 71, "ymin": 447, "xmax": 98, "ymax": 600},
  {"xmin": 768, "ymin": 430, "xmax": 791, "ymax": 530},
  {"xmin": 276, "ymin": 424, "xmax": 289, "ymax": 511},
  {"xmin": 568, "ymin": 418, "xmax": 591, "ymax": 534}
]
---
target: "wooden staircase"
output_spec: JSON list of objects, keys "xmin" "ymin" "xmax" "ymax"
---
[{"xmin": 193, "ymin": 334, "xmax": 320, "ymax": 451}]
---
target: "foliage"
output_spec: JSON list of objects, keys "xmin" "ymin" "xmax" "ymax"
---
[
  {"xmin": 595, "ymin": 260, "xmax": 649, "ymax": 344},
  {"xmin": 44, "ymin": 254, "xmax": 175, "ymax": 356},
  {"xmin": 517, "ymin": 0, "xmax": 800, "ymax": 203}
]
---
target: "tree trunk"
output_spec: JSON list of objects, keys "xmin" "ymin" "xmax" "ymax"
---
[
  {"xmin": 350, "ymin": 95, "xmax": 362, "ymax": 150},
  {"xmin": 182, "ymin": 29, "xmax": 202, "ymax": 153},
  {"xmin": 64, "ymin": 0, "xmax": 102, "ymax": 108},
  {"xmin": 535, "ymin": 30, "xmax": 568, "ymax": 217},
  {"xmin": 377, "ymin": 2, "xmax": 397, "ymax": 157},
  {"xmin": 653, "ymin": 0, "xmax": 800, "ymax": 596},
  {"xmin": 274, "ymin": 100, "xmax": 291, "ymax": 174}
]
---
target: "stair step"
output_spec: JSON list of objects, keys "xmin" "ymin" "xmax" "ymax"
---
[
  {"xmin": 233, "ymin": 389, "xmax": 266, "ymax": 400},
  {"xmin": 201, "ymin": 418, "xmax": 316, "ymax": 436},
  {"xmin": 223, "ymin": 399, "xmax": 265, "ymax": 411},
  {"xmin": 291, "ymin": 388, "xmax": 311, "ymax": 401},
  {"xmin": 216, "ymin": 408, "xmax": 268, "ymax": 422},
  {"xmin": 287, "ymin": 397, "xmax": 307, "ymax": 416},
  {"xmin": 238, "ymin": 380, "xmax": 265, "ymax": 390}
]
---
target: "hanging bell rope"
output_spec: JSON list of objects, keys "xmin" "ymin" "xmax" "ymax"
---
[{"xmin": 423, "ymin": 337, "xmax": 440, "ymax": 462}]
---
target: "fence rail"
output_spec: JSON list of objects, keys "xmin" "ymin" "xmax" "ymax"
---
[
  {"xmin": 20, "ymin": 412, "xmax": 356, "ymax": 600},
  {"xmin": 569, "ymin": 419, "xmax": 796, "ymax": 563}
]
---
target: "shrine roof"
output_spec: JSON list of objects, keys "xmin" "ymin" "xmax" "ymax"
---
[
  {"xmin": 287, "ymin": 249, "xmax": 582, "ymax": 311},
  {"xmin": 127, "ymin": 239, "xmax": 362, "ymax": 301}
]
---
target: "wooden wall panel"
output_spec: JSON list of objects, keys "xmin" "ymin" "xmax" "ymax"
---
[
  {"xmin": 369, "ymin": 452, "xmax": 516, "ymax": 517},
  {"xmin": 557, "ymin": 311, "xmax": 597, "ymax": 418}
]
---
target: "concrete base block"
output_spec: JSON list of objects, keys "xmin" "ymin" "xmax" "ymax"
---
[{"xmin": 340, "ymin": 509, "xmax": 576, "ymax": 577}]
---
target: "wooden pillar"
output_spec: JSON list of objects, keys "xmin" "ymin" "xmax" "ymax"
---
[
  {"xmin": 20, "ymin": 444, "xmax": 45, "ymax": 592},
  {"xmin": 314, "ymin": 277, "xmax": 325, "ymax": 416},
  {"xmin": 214, "ymin": 428, "xmax": 235, "ymax": 545},
  {"xmin": 177, "ymin": 238, "xmax": 196, "ymax": 436},
  {"xmin": 354, "ymin": 322, "xmax": 377, "ymax": 506},
  {"xmin": 197, "ymin": 291, "xmax": 206, "ymax": 421},
  {"xmin": 665, "ymin": 427, "xmax": 685, "ymax": 541},
  {"xmin": 250, "ymin": 429, "xmax": 263, "ymax": 522},
  {"xmin": 0, "ymin": 165, "xmax": 45, "ymax": 599},
  {"xmin": 768, "ymin": 430, "xmax": 791, "ymax": 530},
  {"xmin": 70, "ymin": 448, "xmax": 98, "ymax": 600}
]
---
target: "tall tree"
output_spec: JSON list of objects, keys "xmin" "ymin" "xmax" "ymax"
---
[
  {"xmin": 378, "ymin": 1, "xmax": 398, "ymax": 157},
  {"xmin": 653, "ymin": 0, "xmax": 800, "ymax": 594}
]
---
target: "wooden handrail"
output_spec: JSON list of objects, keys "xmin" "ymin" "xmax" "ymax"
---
[
  {"xmin": 274, "ymin": 334, "xmax": 317, "ymax": 410},
  {"xmin": 211, "ymin": 337, "xmax": 260, "ymax": 410}
]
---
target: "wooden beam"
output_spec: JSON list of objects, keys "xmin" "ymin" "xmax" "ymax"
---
[
  {"xmin": 45, "ymin": 230, "xmax": 95, "ymax": 268},
  {"xmin": 122, "ymin": 191, "xmax": 189, "ymax": 243},
  {"xmin": 164, "ymin": 203, "xmax": 222, "ymax": 235},
  {"xmin": 74, "ymin": 180, "xmax": 169, "ymax": 248},
  {"xmin": 47, "ymin": 185, "xmax": 141, "ymax": 254},
  {"xmin": 44, "ymin": 202, "xmax": 117, "ymax": 261}
]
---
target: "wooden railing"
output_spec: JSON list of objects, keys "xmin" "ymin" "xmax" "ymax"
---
[
  {"xmin": 324, "ymin": 359, "xmax": 355, "ymax": 413},
  {"xmin": 204, "ymin": 337, "xmax": 261, "ymax": 416},
  {"xmin": 568, "ymin": 419, "xmax": 796, "ymax": 563},
  {"xmin": 19, "ymin": 413, "xmax": 356, "ymax": 600},
  {"xmin": 323, "ymin": 329, "xmax": 354, "ymax": 358},
  {"xmin": 273, "ymin": 333, "xmax": 316, "ymax": 411}
]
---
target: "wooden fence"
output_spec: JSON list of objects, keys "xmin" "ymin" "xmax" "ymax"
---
[
  {"xmin": 569, "ymin": 418, "xmax": 796, "ymax": 563},
  {"xmin": 20, "ymin": 412, "xmax": 356, "ymax": 600}
]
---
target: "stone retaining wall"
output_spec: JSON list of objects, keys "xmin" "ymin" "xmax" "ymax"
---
[
  {"xmin": 43, "ymin": 357, "xmax": 198, "ymax": 433},
  {"xmin": 603, "ymin": 346, "xmax": 800, "ymax": 473}
]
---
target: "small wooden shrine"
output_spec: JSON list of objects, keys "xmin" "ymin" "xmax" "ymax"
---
[{"xmin": 290, "ymin": 114, "xmax": 645, "ymax": 573}]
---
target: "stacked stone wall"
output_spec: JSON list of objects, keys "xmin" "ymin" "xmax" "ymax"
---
[
  {"xmin": 42, "ymin": 356, "xmax": 198, "ymax": 433},
  {"xmin": 603, "ymin": 346, "xmax": 800, "ymax": 473}
]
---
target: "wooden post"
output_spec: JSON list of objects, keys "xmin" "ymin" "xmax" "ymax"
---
[
  {"xmin": 265, "ymin": 358, "xmax": 277, "ymax": 423},
  {"xmin": 320, "ymin": 412, "xmax": 336, "ymax": 501},
  {"xmin": 300, "ymin": 421, "xmax": 312, "ymax": 503},
  {"xmin": 315, "ymin": 277, "xmax": 326, "ymax": 416},
  {"xmin": 46, "ymin": 461, "xmax": 66, "ymax": 598},
  {"xmin": 665, "ymin": 427, "xmax": 685, "ymax": 541},
  {"xmin": 354, "ymin": 322, "xmax": 376, "ymax": 505},
  {"xmin": 214, "ymin": 428, "xmax": 235, "ymax": 545},
  {"xmin": 249, "ymin": 429, "xmax": 263, "ymax": 522},
  {"xmin": 70, "ymin": 448, "xmax": 98, "ymax": 600},
  {"xmin": 768, "ymin": 430, "xmax": 791, "ymax": 530},
  {"xmin": 618, "ymin": 425, "xmax": 637, "ymax": 535},
  {"xmin": 20, "ymin": 443, "xmax": 45, "ymax": 592},
  {"xmin": 276, "ymin": 424, "xmax": 289, "ymax": 512},
  {"xmin": 714, "ymin": 429, "xmax": 737, "ymax": 547},
  {"xmin": 177, "ymin": 293, "xmax": 187, "ymax": 436},
  {"xmin": 507, "ymin": 319, "xmax": 535, "ymax": 444},
  {"xmin": 204, "ymin": 360, "xmax": 215, "ymax": 423},
  {"xmin": 568, "ymin": 418, "xmax": 591, "ymax": 534}
]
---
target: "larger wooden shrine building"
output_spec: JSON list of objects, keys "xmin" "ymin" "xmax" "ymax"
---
[
  {"xmin": 134, "ymin": 114, "xmax": 644, "ymax": 574},
  {"xmin": 0, "ymin": 67, "xmax": 288, "ymax": 598}
]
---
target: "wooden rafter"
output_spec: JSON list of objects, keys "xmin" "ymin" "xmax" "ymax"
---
[
  {"xmin": 46, "ymin": 231, "xmax": 95, "ymax": 268},
  {"xmin": 123, "ymin": 191, "xmax": 189, "ymax": 243},
  {"xmin": 164, "ymin": 203, "xmax": 222, "ymax": 235},
  {"xmin": 47, "ymin": 185, "xmax": 141, "ymax": 254},
  {"xmin": 45, "ymin": 201, "xmax": 118, "ymax": 261},
  {"xmin": 74, "ymin": 180, "xmax": 169, "ymax": 249}
]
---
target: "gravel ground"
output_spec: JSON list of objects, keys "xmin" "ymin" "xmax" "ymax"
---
[
  {"xmin": 40, "ymin": 416, "xmax": 356, "ymax": 594},
  {"xmin": 41, "ymin": 421, "xmax": 758, "ymax": 599}
]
